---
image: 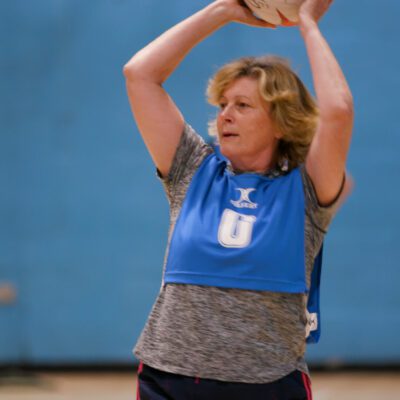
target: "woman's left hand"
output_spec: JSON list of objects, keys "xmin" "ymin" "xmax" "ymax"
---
[{"xmin": 298, "ymin": 0, "xmax": 334, "ymax": 26}]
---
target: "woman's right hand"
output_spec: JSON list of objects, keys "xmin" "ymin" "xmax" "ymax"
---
[{"xmin": 216, "ymin": 0, "xmax": 276, "ymax": 28}]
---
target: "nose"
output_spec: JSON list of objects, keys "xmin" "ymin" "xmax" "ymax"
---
[{"xmin": 219, "ymin": 104, "xmax": 234, "ymax": 123}]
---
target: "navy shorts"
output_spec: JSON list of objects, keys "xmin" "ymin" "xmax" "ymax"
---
[{"xmin": 136, "ymin": 362, "xmax": 313, "ymax": 400}]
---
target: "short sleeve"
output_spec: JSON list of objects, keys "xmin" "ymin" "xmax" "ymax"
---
[
  {"xmin": 300, "ymin": 164, "xmax": 346, "ymax": 233},
  {"xmin": 156, "ymin": 123, "xmax": 213, "ymax": 206}
]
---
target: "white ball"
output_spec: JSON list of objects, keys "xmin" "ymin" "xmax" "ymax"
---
[{"xmin": 243, "ymin": 0, "xmax": 305, "ymax": 25}]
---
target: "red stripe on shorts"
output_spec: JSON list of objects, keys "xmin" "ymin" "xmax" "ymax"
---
[
  {"xmin": 136, "ymin": 361, "xmax": 144, "ymax": 400},
  {"xmin": 301, "ymin": 372, "xmax": 313, "ymax": 400}
]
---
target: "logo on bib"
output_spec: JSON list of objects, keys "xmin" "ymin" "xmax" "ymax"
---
[
  {"xmin": 305, "ymin": 311, "xmax": 318, "ymax": 338},
  {"xmin": 230, "ymin": 188, "xmax": 258, "ymax": 209}
]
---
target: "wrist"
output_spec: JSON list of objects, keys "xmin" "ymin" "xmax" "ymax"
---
[
  {"xmin": 298, "ymin": 16, "xmax": 319, "ymax": 37},
  {"xmin": 207, "ymin": 1, "xmax": 236, "ymax": 25}
]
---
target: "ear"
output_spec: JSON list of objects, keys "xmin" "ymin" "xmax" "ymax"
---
[{"xmin": 274, "ymin": 130, "xmax": 284, "ymax": 140}]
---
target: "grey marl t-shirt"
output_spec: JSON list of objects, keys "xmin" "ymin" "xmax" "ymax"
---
[{"xmin": 134, "ymin": 123, "xmax": 343, "ymax": 384}]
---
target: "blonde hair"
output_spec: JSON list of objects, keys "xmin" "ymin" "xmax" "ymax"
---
[{"xmin": 206, "ymin": 56, "xmax": 319, "ymax": 171}]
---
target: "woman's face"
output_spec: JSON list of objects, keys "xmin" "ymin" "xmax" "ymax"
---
[{"xmin": 216, "ymin": 77, "xmax": 282, "ymax": 170}]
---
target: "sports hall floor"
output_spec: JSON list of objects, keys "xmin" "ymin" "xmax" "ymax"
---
[{"xmin": 0, "ymin": 369, "xmax": 399, "ymax": 400}]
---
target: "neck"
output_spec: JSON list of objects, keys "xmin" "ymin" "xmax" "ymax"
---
[
  {"xmin": 226, "ymin": 145, "xmax": 280, "ymax": 174},
  {"xmin": 231, "ymin": 158, "xmax": 277, "ymax": 174}
]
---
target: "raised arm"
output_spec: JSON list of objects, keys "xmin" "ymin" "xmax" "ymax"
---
[
  {"xmin": 299, "ymin": 0, "xmax": 354, "ymax": 206},
  {"xmin": 123, "ymin": 0, "xmax": 273, "ymax": 177}
]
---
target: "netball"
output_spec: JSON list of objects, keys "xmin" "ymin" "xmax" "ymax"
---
[{"xmin": 243, "ymin": 0, "xmax": 305, "ymax": 25}]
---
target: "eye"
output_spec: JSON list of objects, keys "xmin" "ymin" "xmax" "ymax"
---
[
  {"xmin": 237, "ymin": 102, "xmax": 249, "ymax": 109},
  {"xmin": 219, "ymin": 102, "xmax": 227, "ymax": 110}
]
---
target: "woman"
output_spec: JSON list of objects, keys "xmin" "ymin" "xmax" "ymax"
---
[{"xmin": 123, "ymin": 0, "xmax": 354, "ymax": 399}]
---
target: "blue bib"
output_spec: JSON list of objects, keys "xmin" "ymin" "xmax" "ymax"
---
[{"xmin": 164, "ymin": 148, "xmax": 322, "ymax": 343}]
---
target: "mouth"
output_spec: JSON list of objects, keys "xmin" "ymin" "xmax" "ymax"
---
[{"xmin": 221, "ymin": 132, "xmax": 239, "ymax": 138}]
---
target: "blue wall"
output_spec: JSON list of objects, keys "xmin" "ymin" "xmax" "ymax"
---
[{"xmin": 1, "ymin": 0, "xmax": 399, "ymax": 366}]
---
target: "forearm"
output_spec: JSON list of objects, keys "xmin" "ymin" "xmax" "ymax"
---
[
  {"xmin": 300, "ymin": 20, "xmax": 353, "ymax": 120},
  {"xmin": 300, "ymin": 14, "xmax": 354, "ymax": 205},
  {"xmin": 123, "ymin": 2, "xmax": 229, "ymax": 84}
]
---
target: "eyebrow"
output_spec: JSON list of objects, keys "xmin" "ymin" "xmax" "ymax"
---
[{"xmin": 219, "ymin": 95, "xmax": 253, "ymax": 101}]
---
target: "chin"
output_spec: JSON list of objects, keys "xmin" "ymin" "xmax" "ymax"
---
[
  {"xmin": 219, "ymin": 143, "xmax": 231, "ymax": 156},
  {"xmin": 219, "ymin": 143, "xmax": 238, "ymax": 162}
]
